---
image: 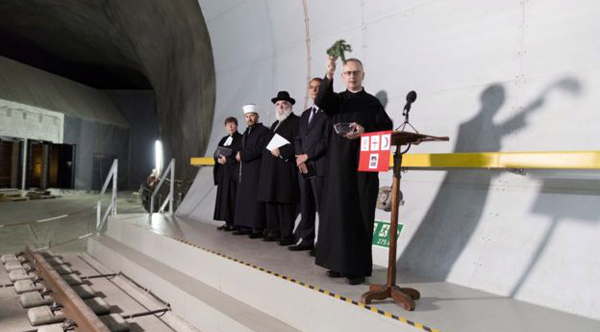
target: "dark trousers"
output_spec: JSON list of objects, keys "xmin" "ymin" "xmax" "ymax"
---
[
  {"xmin": 295, "ymin": 175, "xmax": 323, "ymax": 244},
  {"xmin": 265, "ymin": 202, "xmax": 297, "ymax": 240}
]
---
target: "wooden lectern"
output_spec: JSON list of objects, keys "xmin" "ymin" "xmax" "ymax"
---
[{"xmin": 361, "ymin": 131, "xmax": 448, "ymax": 311}]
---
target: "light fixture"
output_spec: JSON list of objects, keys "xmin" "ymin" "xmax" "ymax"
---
[{"xmin": 155, "ymin": 139, "xmax": 164, "ymax": 175}]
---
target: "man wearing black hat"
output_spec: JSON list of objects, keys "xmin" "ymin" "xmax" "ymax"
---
[{"xmin": 257, "ymin": 91, "xmax": 301, "ymax": 245}]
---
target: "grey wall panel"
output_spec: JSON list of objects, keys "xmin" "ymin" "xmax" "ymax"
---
[
  {"xmin": 522, "ymin": 0, "xmax": 600, "ymax": 77},
  {"xmin": 104, "ymin": 90, "xmax": 158, "ymax": 188},
  {"xmin": 0, "ymin": 57, "xmax": 128, "ymax": 127},
  {"xmin": 186, "ymin": 0, "xmax": 600, "ymax": 319},
  {"xmin": 64, "ymin": 116, "xmax": 129, "ymax": 190}
]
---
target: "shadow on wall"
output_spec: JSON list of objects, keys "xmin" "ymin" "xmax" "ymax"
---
[
  {"xmin": 398, "ymin": 78, "xmax": 581, "ymax": 282},
  {"xmin": 375, "ymin": 90, "xmax": 389, "ymax": 109},
  {"xmin": 510, "ymin": 177, "xmax": 600, "ymax": 297}
]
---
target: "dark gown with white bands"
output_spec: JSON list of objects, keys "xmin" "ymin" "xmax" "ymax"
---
[{"xmin": 213, "ymin": 132, "xmax": 242, "ymax": 224}]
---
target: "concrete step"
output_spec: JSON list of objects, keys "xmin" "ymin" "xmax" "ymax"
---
[
  {"xmin": 89, "ymin": 235, "xmax": 300, "ymax": 332},
  {"xmin": 88, "ymin": 218, "xmax": 419, "ymax": 332}
]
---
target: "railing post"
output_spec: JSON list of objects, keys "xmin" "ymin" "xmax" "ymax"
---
[
  {"xmin": 170, "ymin": 159, "xmax": 175, "ymax": 214},
  {"xmin": 149, "ymin": 158, "xmax": 176, "ymax": 221},
  {"xmin": 96, "ymin": 201, "xmax": 102, "ymax": 231},
  {"xmin": 96, "ymin": 159, "xmax": 118, "ymax": 233},
  {"xmin": 112, "ymin": 160, "xmax": 118, "ymax": 215}
]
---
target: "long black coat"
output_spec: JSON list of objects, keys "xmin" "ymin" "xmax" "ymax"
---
[
  {"xmin": 294, "ymin": 106, "xmax": 330, "ymax": 176},
  {"xmin": 213, "ymin": 132, "xmax": 242, "ymax": 222},
  {"xmin": 234, "ymin": 123, "xmax": 270, "ymax": 229},
  {"xmin": 258, "ymin": 113, "xmax": 301, "ymax": 203},
  {"xmin": 315, "ymin": 77, "xmax": 393, "ymax": 277}
]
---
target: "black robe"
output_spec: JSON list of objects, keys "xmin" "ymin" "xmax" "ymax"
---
[
  {"xmin": 257, "ymin": 113, "xmax": 301, "ymax": 204},
  {"xmin": 213, "ymin": 132, "xmax": 242, "ymax": 223},
  {"xmin": 234, "ymin": 123, "xmax": 270, "ymax": 229},
  {"xmin": 315, "ymin": 77, "xmax": 393, "ymax": 277}
]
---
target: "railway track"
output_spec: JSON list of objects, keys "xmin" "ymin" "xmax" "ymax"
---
[{"xmin": 1, "ymin": 247, "xmax": 188, "ymax": 332}]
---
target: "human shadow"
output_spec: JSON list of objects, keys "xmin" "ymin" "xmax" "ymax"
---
[
  {"xmin": 375, "ymin": 90, "xmax": 389, "ymax": 109},
  {"xmin": 510, "ymin": 176, "xmax": 599, "ymax": 296},
  {"xmin": 398, "ymin": 78, "xmax": 581, "ymax": 281}
]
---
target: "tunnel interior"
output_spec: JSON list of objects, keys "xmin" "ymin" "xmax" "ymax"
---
[
  {"xmin": 0, "ymin": 0, "xmax": 599, "ymax": 326},
  {"xmin": 0, "ymin": 0, "xmax": 215, "ymax": 190}
]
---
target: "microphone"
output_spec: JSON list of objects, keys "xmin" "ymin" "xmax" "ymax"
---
[
  {"xmin": 396, "ymin": 90, "xmax": 419, "ymax": 132},
  {"xmin": 403, "ymin": 90, "xmax": 417, "ymax": 115}
]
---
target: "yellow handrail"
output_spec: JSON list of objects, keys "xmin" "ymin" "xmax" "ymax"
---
[{"xmin": 192, "ymin": 151, "xmax": 600, "ymax": 170}]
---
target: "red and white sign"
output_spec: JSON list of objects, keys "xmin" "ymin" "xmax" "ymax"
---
[{"xmin": 358, "ymin": 130, "xmax": 392, "ymax": 172}]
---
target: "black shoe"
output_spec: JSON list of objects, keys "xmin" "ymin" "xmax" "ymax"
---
[
  {"xmin": 249, "ymin": 232, "xmax": 263, "ymax": 239},
  {"xmin": 309, "ymin": 249, "xmax": 316, "ymax": 257},
  {"xmin": 232, "ymin": 229, "xmax": 251, "ymax": 236},
  {"xmin": 278, "ymin": 237, "xmax": 295, "ymax": 246},
  {"xmin": 346, "ymin": 276, "xmax": 365, "ymax": 285},
  {"xmin": 224, "ymin": 225, "xmax": 237, "ymax": 232},
  {"xmin": 326, "ymin": 270, "xmax": 345, "ymax": 278},
  {"xmin": 262, "ymin": 233, "xmax": 279, "ymax": 242},
  {"xmin": 217, "ymin": 224, "xmax": 227, "ymax": 231},
  {"xmin": 288, "ymin": 242, "xmax": 314, "ymax": 251}
]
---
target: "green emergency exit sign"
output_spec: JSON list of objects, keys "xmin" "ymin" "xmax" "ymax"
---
[{"xmin": 372, "ymin": 220, "xmax": 403, "ymax": 248}]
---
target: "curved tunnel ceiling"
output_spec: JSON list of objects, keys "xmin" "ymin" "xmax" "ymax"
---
[
  {"xmin": 0, "ymin": 0, "xmax": 150, "ymax": 89},
  {"xmin": 0, "ymin": 0, "xmax": 216, "ymax": 181}
]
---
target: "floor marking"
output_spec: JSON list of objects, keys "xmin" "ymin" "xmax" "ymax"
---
[{"xmin": 136, "ymin": 227, "xmax": 443, "ymax": 332}]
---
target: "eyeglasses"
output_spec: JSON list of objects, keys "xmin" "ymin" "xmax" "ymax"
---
[{"xmin": 342, "ymin": 70, "xmax": 362, "ymax": 76}]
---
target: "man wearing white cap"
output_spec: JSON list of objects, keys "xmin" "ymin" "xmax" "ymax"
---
[{"xmin": 233, "ymin": 104, "xmax": 270, "ymax": 236}]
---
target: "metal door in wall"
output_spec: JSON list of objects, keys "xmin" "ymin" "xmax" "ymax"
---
[
  {"xmin": 26, "ymin": 140, "xmax": 49, "ymax": 189},
  {"xmin": 48, "ymin": 144, "xmax": 76, "ymax": 189},
  {"xmin": 0, "ymin": 138, "xmax": 22, "ymax": 188}
]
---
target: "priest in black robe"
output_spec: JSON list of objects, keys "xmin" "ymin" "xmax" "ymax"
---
[
  {"xmin": 213, "ymin": 116, "xmax": 242, "ymax": 231},
  {"xmin": 258, "ymin": 91, "xmax": 301, "ymax": 245},
  {"xmin": 233, "ymin": 104, "xmax": 270, "ymax": 236},
  {"xmin": 314, "ymin": 57, "xmax": 393, "ymax": 285}
]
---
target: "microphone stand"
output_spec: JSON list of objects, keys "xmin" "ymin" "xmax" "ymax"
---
[
  {"xmin": 396, "ymin": 104, "xmax": 418, "ymax": 133},
  {"xmin": 361, "ymin": 91, "xmax": 448, "ymax": 310}
]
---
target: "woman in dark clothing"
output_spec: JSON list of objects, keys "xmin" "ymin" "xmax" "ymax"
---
[{"xmin": 213, "ymin": 117, "xmax": 243, "ymax": 231}]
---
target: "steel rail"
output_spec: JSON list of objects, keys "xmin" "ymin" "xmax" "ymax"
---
[{"xmin": 24, "ymin": 245, "xmax": 110, "ymax": 332}]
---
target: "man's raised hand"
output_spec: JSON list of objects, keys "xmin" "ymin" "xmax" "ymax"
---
[{"xmin": 326, "ymin": 56, "xmax": 337, "ymax": 80}]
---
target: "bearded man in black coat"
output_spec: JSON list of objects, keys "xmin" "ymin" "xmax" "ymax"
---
[
  {"xmin": 315, "ymin": 57, "xmax": 393, "ymax": 285},
  {"xmin": 233, "ymin": 104, "xmax": 270, "ymax": 236},
  {"xmin": 213, "ymin": 116, "xmax": 243, "ymax": 231},
  {"xmin": 257, "ymin": 91, "xmax": 301, "ymax": 245}
]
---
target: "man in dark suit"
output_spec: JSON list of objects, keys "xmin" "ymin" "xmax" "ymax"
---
[
  {"xmin": 290, "ymin": 78, "xmax": 330, "ymax": 253},
  {"xmin": 257, "ymin": 91, "xmax": 301, "ymax": 245},
  {"xmin": 233, "ymin": 104, "xmax": 270, "ymax": 236}
]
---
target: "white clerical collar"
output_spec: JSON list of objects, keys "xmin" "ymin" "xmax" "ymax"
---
[
  {"xmin": 348, "ymin": 87, "xmax": 364, "ymax": 93},
  {"xmin": 224, "ymin": 136, "xmax": 233, "ymax": 146}
]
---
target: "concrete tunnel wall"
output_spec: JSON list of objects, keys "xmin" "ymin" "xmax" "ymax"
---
[
  {"xmin": 178, "ymin": 0, "xmax": 600, "ymax": 319},
  {"xmin": 0, "ymin": 56, "xmax": 130, "ymax": 190},
  {"xmin": 0, "ymin": 0, "xmax": 216, "ymax": 184}
]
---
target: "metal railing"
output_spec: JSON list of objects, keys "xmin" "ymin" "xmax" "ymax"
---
[
  {"xmin": 96, "ymin": 159, "xmax": 118, "ymax": 232},
  {"xmin": 149, "ymin": 159, "xmax": 175, "ymax": 220},
  {"xmin": 191, "ymin": 151, "xmax": 600, "ymax": 170}
]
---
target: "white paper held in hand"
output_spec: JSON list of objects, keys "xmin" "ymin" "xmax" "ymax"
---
[{"xmin": 266, "ymin": 133, "xmax": 290, "ymax": 151}]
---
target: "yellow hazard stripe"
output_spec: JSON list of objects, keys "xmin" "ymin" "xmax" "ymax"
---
[
  {"xmin": 192, "ymin": 151, "xmax": 600, "ymax": 169},
  {"xmin": 143, "ymin": 227, "xmax": 441, "ymax": 332}
]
